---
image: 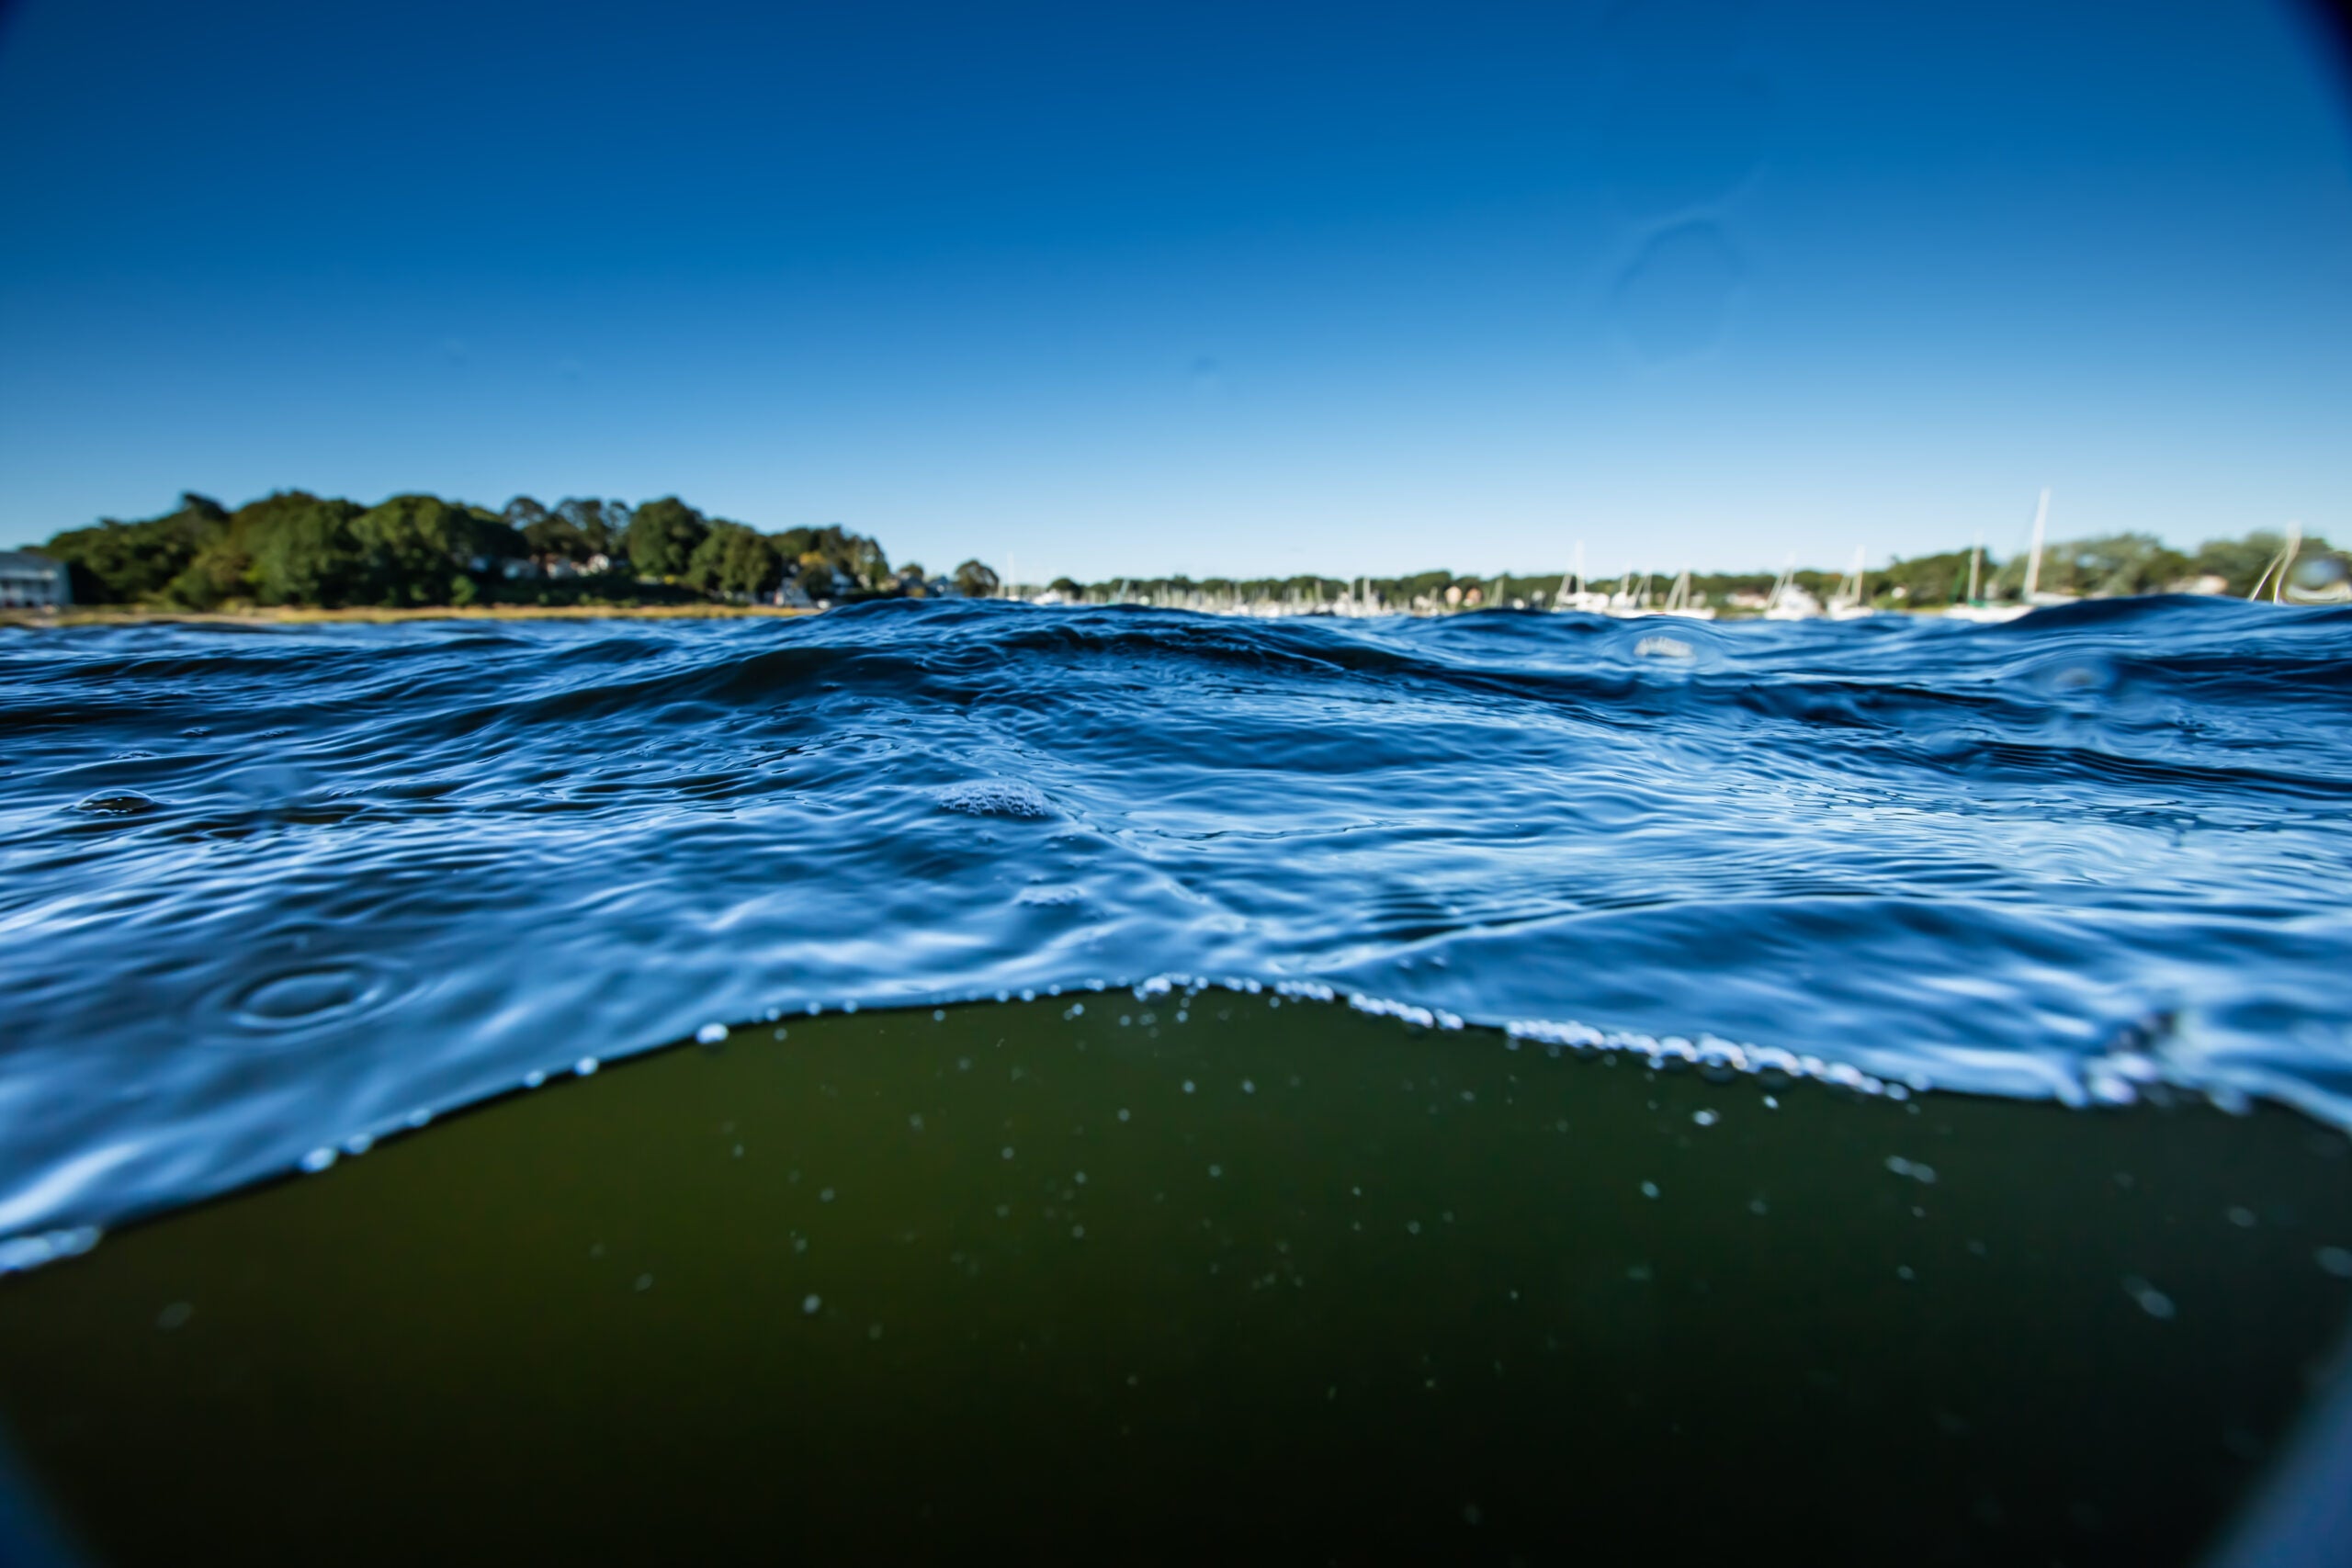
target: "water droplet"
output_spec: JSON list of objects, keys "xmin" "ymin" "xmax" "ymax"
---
[
  {"xmin": 1640, "ymin": 1181, "xmax": 1659, "ymax": 1199},
  {"xmin": 1692, "ymin": 1108, "xmax": 1718, "ymax": 1126},
  {"xmin": 300, "ymin": 1147, "xmax": 336, "ymax": 1174},
  {"xmin": 74, "ymin": 790, "xmax": 161, "ymax": 816},
  {"xmin": 802, "ymin": 1293, "xmax": 821, "ymax": 1315},
  {"xmin": 1612, "ymin": 221, "xmax": 1743, "ymax": 365},
  {"xmin": 222, "ymin": 958, "xmax": 408, "ymax": 1038},
  {"xmin": 1600, "ymin": 48, "xmax": 1770, "ymax": 219},
  {"xmin": 937, "ymin": 779, "xmax": 1054, "ymax": 818},
  {"xmin": 2316, "ymin": 1247, "xmax": 2352, "ymax": 1279},
  {"xmin": 156, "ymin": 1302, "xmax": 193, "ymax": 1330},
  {"xmin": 695, "ymin": 1022, "xmax": 729, "ymax": 1044}
]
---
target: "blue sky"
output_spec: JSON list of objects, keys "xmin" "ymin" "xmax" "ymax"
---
[{"xmin": 2, "ymin": 0, "xmax": 2346, "ymax": 578}]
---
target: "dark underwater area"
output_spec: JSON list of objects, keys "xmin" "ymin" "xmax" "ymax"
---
[{"xmin": 3, "ymin": 994, "xmax": 2350, "ymax": 1564}]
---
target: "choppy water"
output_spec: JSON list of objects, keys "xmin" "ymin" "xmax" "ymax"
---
[{"xmin": 3, "ymin": 597, "xmax": 2349, "ymax": 1248}]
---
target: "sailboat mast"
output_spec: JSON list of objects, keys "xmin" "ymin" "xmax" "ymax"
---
[{"xmin": 2023, "ymin": 489, "xmax": 2050, "ymax": 601}]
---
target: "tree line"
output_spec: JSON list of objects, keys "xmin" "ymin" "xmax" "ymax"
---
[
  {"xmin": 26, "ymin": 494, "xmax": 2338, "ymax": 615},
  {"xmin": 29, "ymin": 491, "xmax": 1001, "ymax": 610}
]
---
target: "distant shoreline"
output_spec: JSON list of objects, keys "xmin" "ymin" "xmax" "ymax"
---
[{"xmin": 0, "ymin": 603, "xmax": 817, "ymax": 629}]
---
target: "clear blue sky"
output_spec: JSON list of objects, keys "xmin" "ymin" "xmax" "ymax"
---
[{"xmin": 2, "ymin": 0, "xmax": 2346, "ymax": 578}]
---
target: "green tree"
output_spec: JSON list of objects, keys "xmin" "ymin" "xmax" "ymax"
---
[
  {"xmin": 2063, "ymin": 535, "xmax": 2188, "ymax": 596},
  {"xmin": 523, "ymin": 516, "xmax": 590, "ymax": 562},
  {"xmin": 684, "ymin": 521, "xmax": 785, "ymax": 596},
  {"xmin": 627, "ymin": 497, "xmax": 708, "ymax": 579},
  {"xmin": 554, "ymin": 498, "xmax": 630, "ymax": 559},
  {"xmin": 1876, "ymin": 548, "xmax": 1984, "ymax": 608},
  {"xmin": 793, "ymin": 555, "xmax": 844, "ymax": 600},
  {"xmin": 37, "ymin": 493, "xmax": 227, "ymax": 603},
  {"xmin": 770, "ymin": 524, "xmax": 889, "ymax": 591},
  {"xmin": 239, "ymin": 492, "xmax": 367, "ymax": 605},
  {"xmin": 953, "ymin": 558, "xmax": 1001, "ymax": 598},
  {"xmin": 349, "ymin": 494, "xmax": 493, "ymax": 606}
]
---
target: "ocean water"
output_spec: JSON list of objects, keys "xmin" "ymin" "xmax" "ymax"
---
[{"xmin": 3, "ymin": 596, "xmax": 2350, "ymax": 1250}]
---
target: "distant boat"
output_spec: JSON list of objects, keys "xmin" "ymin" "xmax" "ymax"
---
[
  {"xmin": 1604, "ymin": 569, "xmax": 1650, "ymax": 617},
  {"xmin": 2018, "ymin": 488, "xmax": 2077, "ymax": 608},
  {"xmin": 1554, "ymin": 540, "xmax": 1611, "ymax": 614},
  {"xmin": 1612, "ymin": 569, "xmax": 1716, "ymax": 620},
  {"xmin": 1656, "ymin": 569, "xmax": 1717, "ymax": 620},
  {"xmin": 1762, "ymin": 556, "xmax": 1819, "ymax": 621},
  {"xmin": 1825, "ymin": 547, "xmax": 1877, "ymax": 620},
  {"xmin": 1946, "ymin": 490, "xmax": 2054, "ymax": 622},
  {"xmin": 1942, "ymin": 531, "xmax": 2018, "ymax": 622}
]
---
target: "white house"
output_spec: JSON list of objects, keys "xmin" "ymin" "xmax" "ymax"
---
[{"xmin": 0, "ymin": 553, "xmax": 70, "ymax": 609}]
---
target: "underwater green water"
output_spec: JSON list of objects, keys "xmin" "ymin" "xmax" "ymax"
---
[{"xmin": 3, "ymin": 991, "xmax": 2349, "ymax": 1564}]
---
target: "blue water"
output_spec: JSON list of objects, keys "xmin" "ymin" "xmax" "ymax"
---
[{"xmin": 3, "ymin": 597, "xmax": 2349, "ymax": 1250}]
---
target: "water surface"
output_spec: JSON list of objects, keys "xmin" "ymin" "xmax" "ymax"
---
[{"xmin": 3, "ymin": 597, "xmax": 2349, "ymax": 1246}]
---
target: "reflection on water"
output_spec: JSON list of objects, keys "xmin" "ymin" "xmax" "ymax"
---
[{"xmin": 1, "ymin": 996, "xmax": 2346, "ymax": 1564}]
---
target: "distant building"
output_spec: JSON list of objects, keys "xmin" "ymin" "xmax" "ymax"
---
[{"xmin": 0, "ymin": 552, "xmax": 70, "ymax": 609}]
